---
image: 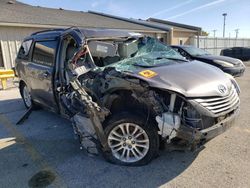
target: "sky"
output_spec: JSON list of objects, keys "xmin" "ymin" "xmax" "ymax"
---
[{"xmin": 20, "ymin": 0, "xmax": 250, "ymax": 38}]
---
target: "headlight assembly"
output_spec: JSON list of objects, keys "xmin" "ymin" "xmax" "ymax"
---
[
  {"xmin": 225, "ymin": 73, "xmax": 241, "ymax": 95},
  {"xmin": 237, "ymin": 60, "xmax": 245, "ymax": 67}
]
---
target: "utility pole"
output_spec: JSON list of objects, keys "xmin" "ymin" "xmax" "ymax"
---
[
  {"xmin": 235, "ymin": 29, "xmax": 239, "ymax": 38},
  {"xmin": 212, "ymin": 30, "xmax": 217, "ymax": 55},
  {"xmin": 212, "ymin": 30, "xmax": 217, "ymax": 38},
  {"xmin": 222, "ymin": 13, "xmax": 227, "ymax": 38}
]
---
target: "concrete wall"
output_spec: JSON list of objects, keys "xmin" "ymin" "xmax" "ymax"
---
[
  {"xmin": 0, "ymin": 26, "xmax": 43, "ymax": 69},
  {"xmin": 190, "ymin": 36, "xmax": 250, "ymax": 55}
]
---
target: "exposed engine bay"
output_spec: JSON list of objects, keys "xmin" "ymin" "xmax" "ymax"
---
[{"xmin": 56, "ymin": 31, "xmax": 240, "ymax": 160}]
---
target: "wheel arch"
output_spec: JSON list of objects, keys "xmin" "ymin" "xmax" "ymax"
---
[
  {"xmin": 102, "ymin": 89, "xmax": 160, "ymax": 131},
  {"xmin": 103, "ymin": 89, "xmax": 149, "ymax": 114}
]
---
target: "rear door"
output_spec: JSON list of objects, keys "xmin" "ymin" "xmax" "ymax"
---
[{"xmin": 28, "ymin": 40, "xmax": 58, "ymax": 110}]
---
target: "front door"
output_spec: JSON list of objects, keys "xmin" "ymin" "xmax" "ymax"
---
[{"xmin": 29, "ymin": 40, "xmax": 58, "ymax": 110}]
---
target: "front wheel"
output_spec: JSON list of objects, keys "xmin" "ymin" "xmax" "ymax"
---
[{"xmin": 103, "ymin": 112, "xmax": 159, "ymax": 166}]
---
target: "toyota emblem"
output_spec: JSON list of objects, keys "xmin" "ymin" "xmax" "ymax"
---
[{"xmin": 218, "ymin": 85, "xmax": 227, "ymax": 94}]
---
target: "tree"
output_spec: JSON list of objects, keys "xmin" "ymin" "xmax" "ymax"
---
[{"xmin": 201, "ymin": 30, "xmax": 209, "ymax": 36}]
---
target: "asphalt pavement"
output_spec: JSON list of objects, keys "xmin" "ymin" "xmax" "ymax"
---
[{"xmin": 0, "ymin": 67, "xmax": 250, "ymax": 188}]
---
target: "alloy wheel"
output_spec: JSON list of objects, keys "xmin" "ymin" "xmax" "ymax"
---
[{"xmin": 107, "ymin": 123, "xmax": 150, "ymax": 163}]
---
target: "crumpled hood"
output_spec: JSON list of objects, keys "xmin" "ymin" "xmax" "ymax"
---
[
  {"xmin": 196, "ymin": 55, "xmax": 242, "ymax": 65},
  {"xmin": 130, "ymin": 61, "xmax": 232, "ymax": 98}
]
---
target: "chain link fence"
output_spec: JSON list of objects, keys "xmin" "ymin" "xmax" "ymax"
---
[{"xmin": 190, "ymin": 36, "xmax": 250, "ymax": 55}]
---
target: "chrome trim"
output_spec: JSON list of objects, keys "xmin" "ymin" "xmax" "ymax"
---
[{"xmin": 194, "ymin": 85, "xmax": 240, "ymax": 116}]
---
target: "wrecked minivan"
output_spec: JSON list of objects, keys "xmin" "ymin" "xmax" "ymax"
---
[{"xmin": 15, "ymin": 28, "xmax": 240, "ymax": 166}]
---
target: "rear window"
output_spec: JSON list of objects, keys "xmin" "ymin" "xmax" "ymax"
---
[
  {"xmin": 32, "ymin": 40, "xmax": 58, "ymax": 66},
  {"xmin": 17, "ymin": 39, "xmax": 32, "ymax": 60}
]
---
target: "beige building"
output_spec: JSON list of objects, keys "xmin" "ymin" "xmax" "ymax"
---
[
  {"xmin": 0, "ymin": 0, "xmax": 201, "ymax": 69},
  {"xmin": 147, "ymin": 18, "xmax": 202, "ymax": 46},
  {"xmin": 89, "ymin": 12, "xmax": 202, "ymax": 46}
]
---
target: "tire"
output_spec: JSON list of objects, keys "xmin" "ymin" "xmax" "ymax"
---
[
  {"xmin": 103, "ymin": 112, "xmax": 159, "ymax": 166},
  {"xmin": 20, "ymin": 83, "xmax": 33, "ymax": 109}
]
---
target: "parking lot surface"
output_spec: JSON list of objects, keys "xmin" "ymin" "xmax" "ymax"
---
[{"xmin": 0, "ymin": 67, "xmax": 250, "ymax": 188}]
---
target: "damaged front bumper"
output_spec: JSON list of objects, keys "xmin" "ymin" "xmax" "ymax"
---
[{"xmin": 177, "ymin": 107, "xmax": 240, "ymax": 145}]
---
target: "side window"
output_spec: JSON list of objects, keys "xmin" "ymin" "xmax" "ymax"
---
[
  {"xmin": 17, "ymin": 39, "xmax": 32, "ymax": 60},
  {"xmin": 32, "ymin": 40, "xmax": 58, "ymax": 66}
]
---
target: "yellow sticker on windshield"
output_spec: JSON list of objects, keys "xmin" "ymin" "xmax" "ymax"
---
[{"xmin": 139, "ymin": 70, "xmax": 158, "ymax": 78}]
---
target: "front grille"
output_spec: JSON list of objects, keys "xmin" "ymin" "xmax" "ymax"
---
[{"xmin": 194, "ymin": 85, "xmax": 240, "ymax": 116}]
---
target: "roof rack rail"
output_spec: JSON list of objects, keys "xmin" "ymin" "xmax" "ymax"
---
[{"xmin": 31, "ymin": 28, "xmax": 66, "ymax": 36}]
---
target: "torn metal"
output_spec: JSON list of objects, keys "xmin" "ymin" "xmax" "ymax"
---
[
  {"xmin": 69, "ymin": 78, "xmax": 109, "ymax": 152},
  {"xmin": 56, "ymin": 32, "xmax": 240, "ymax": 155}
]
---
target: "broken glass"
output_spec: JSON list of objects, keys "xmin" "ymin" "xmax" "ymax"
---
[{"xmin": 106, "ymin": 37, "xmax": 187, "ymax": 72}]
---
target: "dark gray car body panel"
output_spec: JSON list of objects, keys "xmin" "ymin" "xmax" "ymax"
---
[{"xmin": 127, "ymin": 61, "xmax": 231, "ymax": 98}]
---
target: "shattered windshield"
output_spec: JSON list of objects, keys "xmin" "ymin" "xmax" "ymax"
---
[
  {"xmin": 111, "ymin": 37, "xmax": 186, "ymax": 70},
  {"xmin": 136, "ymin": 37, "xmax": 184, "ymax": 58},
  {"xmin": 133, "ymin": 37, "xmax": 186, "ymax": 66},
  {"xmin": 86, "ymin": 36, "xmax": 187, "ymax": 72}
]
